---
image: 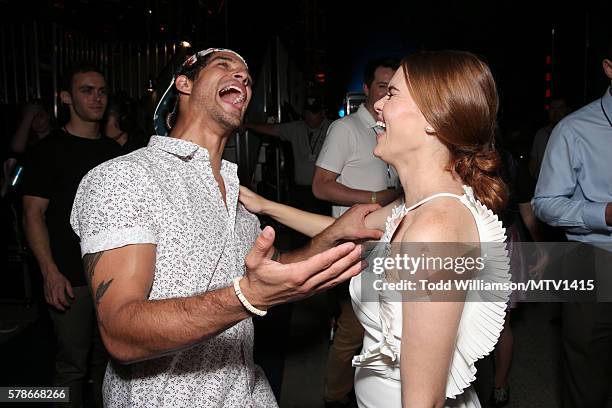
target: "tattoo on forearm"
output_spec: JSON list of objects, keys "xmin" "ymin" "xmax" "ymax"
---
[
  {"xmin": 83, "ymin": 252, "xmax": 104, "ymax": 285},
  {"xmin": 95, "ymin": 279, "xmax": 114, "ymax": 306}
]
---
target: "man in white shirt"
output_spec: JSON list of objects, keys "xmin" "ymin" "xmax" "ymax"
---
[
  {"xmin": 314, "ymin": 58, "xmax": 400, "ymax": 218},
  {"xmin": 70, "ymin": 48, "xmax": 381, "ymax": 408},
  {"xmin": 312, "ymin": 57, "xmax": 401, "ymax": 407}
]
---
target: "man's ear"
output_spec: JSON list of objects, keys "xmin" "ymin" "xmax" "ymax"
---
[
  {"xmin": 603, "ymin": 59, "xmax": 612, "ymax": 81},
  {"xmin": 60, "ymin": 90, "xmax": 72, "ymax": 105},
  {"xmin": 175, "ymin": 75, "xmax": 192, "ymax": 95},
  {"xmin": 363, "ymin": 83, "xmax": 370, "ymax": 97}
]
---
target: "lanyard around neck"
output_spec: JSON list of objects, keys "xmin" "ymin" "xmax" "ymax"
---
[
  {"xmin": 307, "ymin": 127, "xmax": 323, "ymax": 155},
  {"xmin": 601, "ymin": 97, "xmax": 612, "ymax": 128}
]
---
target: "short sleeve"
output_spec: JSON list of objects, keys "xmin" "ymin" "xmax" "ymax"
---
[
  {"xmin": 21, "ymin": 140, "xmax": 55, "ymax": 199},
  {"xmin": 70, "ymin": 158, "xmax": 158, "ymax": 256},
  {"xmin": 315, "ymin": 120, "xmax": 352, "ymax": 174}
]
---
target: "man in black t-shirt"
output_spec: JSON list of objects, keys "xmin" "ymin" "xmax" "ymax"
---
[{"xmin": 22, "ymin": 63, "xmax": 121, "ymax": 408}]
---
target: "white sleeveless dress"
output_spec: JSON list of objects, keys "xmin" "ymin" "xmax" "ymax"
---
[{"xmin": 349, "ymin": 186, "xmax": 511, "ymax": 408}]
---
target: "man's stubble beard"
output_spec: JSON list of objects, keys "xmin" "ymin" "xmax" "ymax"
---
[
  {"xmin": 203, "ymin": 94, "xmax": 243, "ymax": 131},
  {"xmin": 211, "ymin": 107, "xmax": 242, "ymax": 130}
]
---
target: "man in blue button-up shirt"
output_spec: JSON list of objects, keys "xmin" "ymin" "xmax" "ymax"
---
[{"xmin": 533, "ymin": 42, "xmax": 612, "ymax": 407}]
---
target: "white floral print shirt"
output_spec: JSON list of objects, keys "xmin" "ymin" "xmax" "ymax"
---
[{"xmin": 71, "ymin": 136, "xmax": 277, "ymax": 408}]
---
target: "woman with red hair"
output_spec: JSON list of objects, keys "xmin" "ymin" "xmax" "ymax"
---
[{"xmin": 240, "ymin": 50, "xmax": 510, "ymax": 407}]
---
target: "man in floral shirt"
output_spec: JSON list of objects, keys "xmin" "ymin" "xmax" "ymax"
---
[{"xmin": 70, "ymin": 48, "xmax": 380, "ymax": 407}]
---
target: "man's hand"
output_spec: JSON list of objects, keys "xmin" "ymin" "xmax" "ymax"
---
[
  {"xmin": 42, "ymin": 265, "xmax": 74, "ymax": 311},
  {"xmin": 321, "ymin": 203, "xmax": 383, "ymax": 245},
  {"xmin": 527, "ymin": 243, "xmax": 550, "ymax": 280},
  {"xmin": 241, "ymin": 226, "xmax": 364, "ymax": 310}
]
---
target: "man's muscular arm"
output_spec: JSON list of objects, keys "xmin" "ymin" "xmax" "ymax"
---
[
  {"xmin": 85, "ymin": 227, "xmax": 362, "ymax": 364},
  {"xmin": 83, "ymin": 244, "xmax": 250, "ymax": 364}
]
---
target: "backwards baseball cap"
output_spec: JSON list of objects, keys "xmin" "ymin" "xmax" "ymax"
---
[{"xmin": 153, "ymin": 48, "xmax": 249, "ymax": 136}]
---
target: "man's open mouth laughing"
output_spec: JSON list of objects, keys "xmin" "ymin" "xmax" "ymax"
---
[{"xmin": 218, "ymin": 83, "xmax": 246, "ymax": 110}]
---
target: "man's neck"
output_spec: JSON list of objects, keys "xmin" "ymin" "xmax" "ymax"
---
[
  {"xmin": 65, "ymin": 119, "xmax": 100, "ymax": 140},
  {"xmin": 170, "ymin": 116, "xmax": 230, "ymax": 175},
  {"xmin": 170, "ymin": 116, "xmax": 233, "ymax": 207}
]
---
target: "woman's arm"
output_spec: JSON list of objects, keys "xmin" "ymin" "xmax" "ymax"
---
[
  {"xmin": 401, "ymin": 300, "xmax": 463, "ymax": 408},
  {"xmin": 363, "ymin": 195, "xmax": 403, "ymax": 231},
  {"xmin": 239, "ymin": 186, "xmax": 334, "ymax": 237},
  {"xmin": 240, "ymin": 186, "xmax": 386, "ymax": 244},
  {"xmin": 398, "ymin": 205, "xmax": 471, "ymax": 408}
]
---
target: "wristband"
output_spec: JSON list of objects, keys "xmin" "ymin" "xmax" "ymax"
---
[
  {"xmin": 233, "ymin": 277, "xmax": 267, "ymax": 317},
  {"xmin": 370, "ymin": 191, "xmax": 377, "ymax": 204}
]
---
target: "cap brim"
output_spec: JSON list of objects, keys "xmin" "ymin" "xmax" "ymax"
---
[{"xmin": 153, "ymin": 78, "xmax": 178, "ymax": 136}]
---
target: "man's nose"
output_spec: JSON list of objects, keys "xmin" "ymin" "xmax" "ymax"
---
[{"xmin": 233, "ymin": 70, "xmax": 249, "ymax": 86}]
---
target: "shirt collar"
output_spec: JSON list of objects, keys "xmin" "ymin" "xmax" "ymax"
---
[
  {"xmin": 355, "ymin": 103, "xmax": 377, "ymax": 129},
  {"xmin": 148, "ymin": 135, "xmax": 208, "ymax": 160},
  {"xmin": 148, "ymin": 135, "xmax": 238, "ymax": 175}
]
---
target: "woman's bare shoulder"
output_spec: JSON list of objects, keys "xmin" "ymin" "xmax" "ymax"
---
[{"xmin": 401, "ymin": 198, "xmax": 476, "ymax": 243}]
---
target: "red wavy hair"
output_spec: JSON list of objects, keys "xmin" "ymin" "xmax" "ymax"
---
[{"xmin": 401, "ymin": 50, "xmax": 507, "ymax": 213}]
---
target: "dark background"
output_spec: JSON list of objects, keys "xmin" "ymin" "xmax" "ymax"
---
[
  {"xmin": 1, "ymin": 0, "xmax": 611, "ymax": 132},
  {"xmin": 0, "ymin": 1, "xmax": 611, "ymax": 404}
]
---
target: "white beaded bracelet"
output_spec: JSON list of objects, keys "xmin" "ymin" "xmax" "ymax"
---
[{"xmin": 233, "ymin": 277, "xmax": 267, "ymax": 317}]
